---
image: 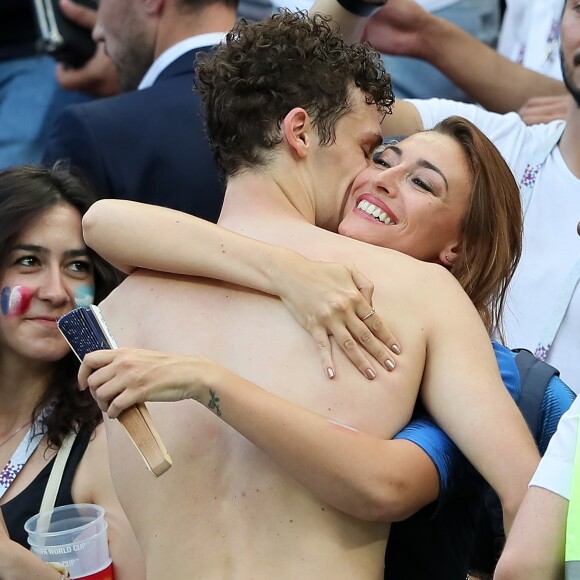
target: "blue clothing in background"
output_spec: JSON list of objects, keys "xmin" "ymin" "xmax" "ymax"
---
[
  {"xmin": 0, "ymin": 0, "xmax": 92, "ymax": 168},
  {"xmin": 385, "ymin": 341, "xmax": 575, "ymax": 579}
]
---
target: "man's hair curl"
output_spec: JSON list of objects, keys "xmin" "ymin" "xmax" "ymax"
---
[{"xmin": 196, "ymin": 11, "xmax": 394, "ymax": 175}]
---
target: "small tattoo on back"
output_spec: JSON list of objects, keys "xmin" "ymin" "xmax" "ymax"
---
[{"xmin": 208, "ymin": 389, "xmax": 222, "ymax": 417}]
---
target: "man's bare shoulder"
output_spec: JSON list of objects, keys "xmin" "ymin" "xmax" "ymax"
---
[{"xmin": 312, "ymin": 228, "xmax": 466, "ymax": 300}]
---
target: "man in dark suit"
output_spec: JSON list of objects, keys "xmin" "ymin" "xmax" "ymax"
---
[{"xmin": 43, "ymin": 0, "xmax": 238, "ymax": 221}]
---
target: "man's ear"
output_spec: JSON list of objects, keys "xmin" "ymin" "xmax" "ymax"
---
[
  {"xmin": 282, "ymin": 108, "xmax": 312, "ymax": 159},
  {"xmin": 144, "ymin": 0, "xmax": 164, "ymax": 16}
]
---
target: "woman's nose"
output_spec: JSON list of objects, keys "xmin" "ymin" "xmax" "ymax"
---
[
  {"xmin": 373, "ymin": 166, "xmax": 400, "ymax": 198},
  {"xmin": 36, "ymin": 270, "xmax": 71, "ymax": 306}
]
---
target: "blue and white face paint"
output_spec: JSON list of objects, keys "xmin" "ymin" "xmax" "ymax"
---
[{"xmin": 74, "ymin": 284, "xmax": 95, "ymax": 308}]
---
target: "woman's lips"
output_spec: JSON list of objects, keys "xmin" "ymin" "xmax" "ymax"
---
[
  {"xmin": 354, "ymin": 193, "xmax": 399, "ymax": 224},
  {"xmin": 27, "ymin": 317, "xmax": 59, "ymax": 328}
]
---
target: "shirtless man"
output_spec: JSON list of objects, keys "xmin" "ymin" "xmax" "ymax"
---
[{"xmin": 86, "ymin": 13, "xmax": 536, "ymax": 579}]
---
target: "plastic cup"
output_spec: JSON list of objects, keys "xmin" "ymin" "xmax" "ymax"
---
[{"xmin": 25, "ymin": 504, "xmax": 114, "ymax": 579}]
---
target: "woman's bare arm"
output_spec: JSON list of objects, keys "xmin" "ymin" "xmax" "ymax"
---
[
  {"xmin": 79, "ymin": 348, "xmax": 439, "ymax": 522},
  {"xmin": 418, "ymin": 269, "xmax": 539, "ymax": 534},
  {"xmin": 83, "ymin": 199, "xmax": 400, "ymax": 377}
]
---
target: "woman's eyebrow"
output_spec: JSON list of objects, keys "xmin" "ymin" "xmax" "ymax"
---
[
  {"xmin": 417, "ymin": 159, "xmax": 449, "ymax": 190},
  {"xmin": 385, "ymin": 146, "xmax": 449, "ymax": 191},
  {"xmin": 12, "ymin": 244, "xmax": 90, "ymax": 258},
  {"xmin": 384, "ymin": 144, "xmax": 402, "ymax": 156}
]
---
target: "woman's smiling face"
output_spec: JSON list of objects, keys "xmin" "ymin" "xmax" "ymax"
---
[
  {"xmin": 0, "ymin": 204, "xmax": 95, "ymax": 366},
  {"xmin": 338, "ymin": 130, "xmax": 472, "ymax": 264}
]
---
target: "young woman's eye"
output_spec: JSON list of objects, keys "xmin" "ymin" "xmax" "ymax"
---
[
  {"xmin": 412, "ymin": 177, "xmax": 429, "ymax": 189},
  {"xmin": 15, "ymin": 255, "xmax": 39, "ymax": 268},
  {"xmin": 412, "ymin": 177, "xmax": 435, "ymax": 194},
  {"xmin": 372, "ymin": 151, "xmax": 392, "ymax": 168},
  {"xmin": 68, "ymin": 260, "xmax": 92, "ymax": 274}
]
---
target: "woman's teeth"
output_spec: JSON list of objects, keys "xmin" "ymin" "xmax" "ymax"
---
[{"xmin": 357, "ymin": 200, "xmax": 394, "ymax": 225}]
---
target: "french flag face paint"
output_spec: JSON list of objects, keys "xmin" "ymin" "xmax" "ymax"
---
[
  {"xmin": 1, "ymin": 286, "xmax": 35, "ymax": 317},
  {"xmin": 74, "ymin": 284, "xmax": 95, "ymax": 308}
]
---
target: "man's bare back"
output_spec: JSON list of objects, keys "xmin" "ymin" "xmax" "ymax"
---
[{"xmin": 99, "ymin": 189, "xmax": 501, "ymax": 578}]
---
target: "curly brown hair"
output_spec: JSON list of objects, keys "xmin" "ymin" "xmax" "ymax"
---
[
  {"xmin": 195, "ymin": 10, "xmax": 394, "ymax": 176},
  {"xmin": 434, "ymin": 116, "xmax": 522, "ymax": 339}
]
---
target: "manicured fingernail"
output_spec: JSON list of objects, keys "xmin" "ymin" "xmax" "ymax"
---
[
  {"xmin": 385, "ymin": 359, "xmax": 395, "ymax": 371},
  {"xmin": 365, "ymin": 368, "xmax": 376, "ymax": 380},
  {"xmin": 391, "ymin": 344, "xmax": 401, "ymax": 355},
  {"xmin": 327, "ymin": 367, "xmax": 335, "ymax": 379}
]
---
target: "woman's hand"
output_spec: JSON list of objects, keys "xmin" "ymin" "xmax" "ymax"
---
[
  {"xmin": 0, "ymin": 511, "xmax": 63, "ymax": 579},
  {"xmin": 272, "ymin": 255, "xmax": 400, "ymax": 379},
  {"xmin": 82, "ymin": 200, "xmax": 399, "ymax": 380},
  {"xmin": 79, "ymin": 349, "xmax": 217, "ymax": 418}
]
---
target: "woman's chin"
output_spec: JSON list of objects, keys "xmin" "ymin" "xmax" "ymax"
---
[
  {"xmin": 338, "ymin": 218, "xmax": 386, "ymax": 247},
  {"xmin": 337, "ymin": 217, "xmax": 364, "ymax": 239}
]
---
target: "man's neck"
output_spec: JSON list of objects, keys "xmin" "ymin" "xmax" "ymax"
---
[
  {"xmin": 217, "ymin": 169, "xmax": 323, "ymax": 248},
  {"xmin": 155, "ymin": 4, "xmax": 236, "ymax": 58},
  {"xmin": 220, "ymin": 172, "xmax": 313, "ymax": 224},
  {"xmin": 559, "ymin": 101, "xmax": 580, "ymax": 178}
]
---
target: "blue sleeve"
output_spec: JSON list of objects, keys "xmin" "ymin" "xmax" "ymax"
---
[
  {"xmin": 492, "ymin": 341, "xmax": 520, "ymax": 402},
  {"xmin": 537, "ymin": 376, "xmax": 576, "ymax": 454},
  {"xmin": 394, "ymin": 341, "xmax": 521, "ymax": 512},
  {"xmin": 395, "ymin": 415, "xmax": 459, "ymax": 510}
]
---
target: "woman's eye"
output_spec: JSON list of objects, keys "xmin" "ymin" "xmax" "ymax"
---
[
  {"xmin": 16, "ymin": 255, "xmax": 39, "ymax": 267},
  {"xmin": 412, "ymin": 177, "xmax": 435, "ymax": 194},
  {"xmin": 68, "ymin": 260, "xmax": 92, "ymax": 274},
  {"xmin": 372, "ymin": 152, "xmax": 392, "ymax": 168}
]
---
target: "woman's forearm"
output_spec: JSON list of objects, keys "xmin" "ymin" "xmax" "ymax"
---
[
  {"xmin": 85, "ymin": 349, "xmax": 437, "ymax": 521},
  {"xmin": 82, "ymin": 199, "xmax": 399, "ymax": 377},
  {"xmin": 200, "ymin": 364, "xmax": 439, "ymax": 520},
  {"xmin": 83, "ymin": 199, "xmax": 297, "ymax": 295}
]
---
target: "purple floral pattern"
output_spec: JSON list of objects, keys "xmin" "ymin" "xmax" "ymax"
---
[
  {"xmin": 0, "ymin": 460, "xmax": 24, "ymax": 491},
  {"xmin": 520, "ymin": 164, "xmax": 539, "ymax": 188},
  {"xmin": 534, "ymin": 345, "xmax": 550, "ymax": 362}
]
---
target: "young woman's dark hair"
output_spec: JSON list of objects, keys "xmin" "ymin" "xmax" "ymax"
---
[{"xmin": 0, "ymin": 163, "xmax": 123, "ymax": 448}]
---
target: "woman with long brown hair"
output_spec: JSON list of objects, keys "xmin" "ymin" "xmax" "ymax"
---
[{"xmin": 0, "ymin": 165, "xmax": 144, "ymax": 579}]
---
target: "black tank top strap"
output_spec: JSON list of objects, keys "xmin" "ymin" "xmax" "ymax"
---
[{"xmin": 0, "ymin": 428, "xmax": 92, "ymax": 548}]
